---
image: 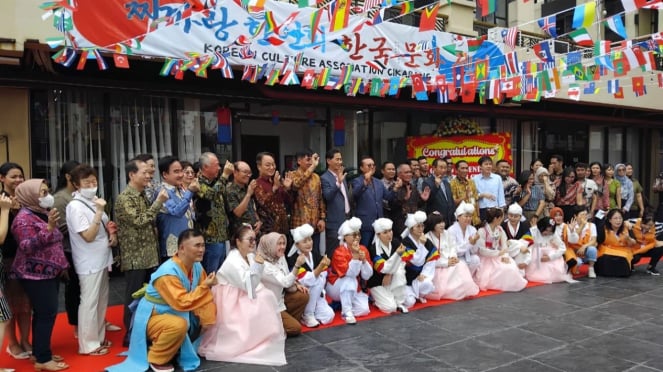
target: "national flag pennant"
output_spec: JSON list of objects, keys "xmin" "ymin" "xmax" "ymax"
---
[
  {"xmin": 388, "ymin": 76, "xmax": 400, "ymax": 96},
  {"xmin": 113, "ymin": 53, "xmax": 130, "ymax": 69},
  {"xmin": 330, "ymin": 0, "xmax": 350, "ymax": 32},
  {"xmin": 310, "ymin": 8, "xmax": 324, "ymax": 42},
  {"xmin": 605, "ymin": 15, "xmax": 627, "ymax": 39},
  {"xmin": 642, "ymin": 50, "xmax": 657, "ymax": 71},
  {"xmin": 447, "ymin": 83, "xmax": 458, "ymax": 101},
  {"xmin": 435, "ymin": 75, "xmax": 448, "ymax": 103},
  {"xmin": 568, "ymin": 28, "xmax": 594, "ymax": 47},
  {"xmin": 264, "ymin": 11, "xmax": 278, "ymax": 35},
  {"xmin": 658, "ymin": 73, "xmax": 663, "ymax": 88},
  {"xmin": 613, "ymin": 86, "xmax": 625, "ymax": 99},
  {"xmin": 90, "ymin": 49, "xmax": 107, "ymax": 71},
  {"xmin": 379, "ymin": 78, "xmax": 391, "ymax": 97},
  {"xmin": 621, "ymin": 0, "xmax": 663, "ymax": 13},
  {"xmin": 477, "ymin": 0, "xmax": 496, "ymax": 17},
  {"xmin": 594, "ymin": 40, "xmax": 611, "ymax": 57},
  {"xmin": 264, "ymin": 68, "xmax": 281, "ymax": 86},
  {"xmin": 539, "ymin": 70, "xmax": 551, "ymax": 92},
  {"xmin": 301, "ymin": 68, "xmax": 316, "ymax": 88},
  {"xmin": 467, "ymin": 37, "xmax": 484, "ymax": 53},
  {"xmin": 159, "ymin": 57, "xmax": 178, "ymax": 77},
  {"xmin": 53, "ymin": 9, "xmax": 73, "ymax": 32},
  {"xmin": 475, "ymin": 59, "xmax": 489, "ymax": 81},
  {"xmin": 488, "ymin": 78, "xmax": 501, "ymax": 102},
  {"xmin": 363, "ymin": 0, "xmax": 382, "ymax": 11},
  {"xmin": 298, "ymin": 0, "xmax": 317, "ymax": 8},
  {"xmin": 279, "ymin": 69, "xmax": 299, "ymax": 85},
  {"xmin": 461, "ymin": 76, "xmax": 477, "ymax": 103},
  {"xmin": 452, "ymin": 65, "xmax": 464, "ymax": 88},
  {"xmin": 624, "ymin": 47, "xmax": 646, "ymax": 69},
  {"xmin": 400, "ymin": 0, "xmax": 414, "ymax": 15},
  {"xmin": 370, "ymin": 78, "xmax": 382, "ymax": 96},
  {"xmin": 566, "ymin": 51, "xmax": 582, "ymax": 66},
  {"xmin": 53, "ymin": 47, "xmax": 77, "ymax": 67},
  {"xmin": 504, "ymin": 51, "xmax": 520, "ymax": 75},
  {"xmin": 613, "ymin": 57, "xmax": 630, "ymax": 77},
  {"xmin": 411, "ymin": 74, "xmax": 429, "ymax": 100},
  {"xmin": 500, "ymin": 76, "xmax": 521, "ymax": 98},
  {"xmin": 632, "ymin": 76, "xmax": 647, "ymax": 96},
  {"xmin": 572, "ymin": 2, "xmax": 596, "ymax": 29},
  {"xmin": 241, "ymin": 65, "xmax": 254, "ymax": 81},
  {"xmin": 607, "ymin": 79, "xmax": 620, "ymax": 93},
  {"xmin": 538, "ymin": 15, "xmax": 557, "ymax": 37},
  {"xmin": 570, "ymin": 63, "xmax": 586, "ymax": 81},
  {"xmin": 567, "ymin": 83, "xmax": 581, "ymax": 101},
  {"xmin": 477, "ymin": 81, "xmax": 487, "ymax": 104},
  {"xmin": 317, "ymin": 67, "xmax": 330, "ymax": 86},
  {"xmin": 502, "ymin": 27, "xmax": 518, "ymax": 49},
  {"xmin": 583, "ymin": 82, "xmax": 599, "ymax": 94},
  {"xmin": 419, "ymin": 3, "xmax": 439, "ymax": 32},
  {"xmin": 533, "ymin": 41, "xmax": 554, "ymax": 62}
]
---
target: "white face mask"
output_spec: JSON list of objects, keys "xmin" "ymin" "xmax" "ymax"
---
[
  {"xmin": 39, "ymin": 194, "xmax": 55, "ymax": 209},
  {"xmin": 80, "ymin": 187, "xmax": 98, "ymax": 199}
]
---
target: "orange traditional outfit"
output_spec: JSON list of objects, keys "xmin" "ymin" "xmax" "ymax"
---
[{"xmin": 596, "ymin": 226, "xmax": 635, "ymax": 277}]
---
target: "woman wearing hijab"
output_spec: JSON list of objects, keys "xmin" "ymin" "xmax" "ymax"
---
[
  {"xmin": 259, "ymin": 232, "xmax": 310, "ymax": 337},
  {"xmin": 286, "ymin": 224, "xmax": 334, "ymax": 328},
  {"xmin": 424, "ymin": 212, "xmax": 479, "ymax": 301},
  {"xmin": 11, "ymin": 179, "xmax": 69, "ymax": 371},
  {"xmin": 198, "ymin": 224, "xmax": 285, "ymax": 366},
  {"xmin": 615, "ymin": 163, "xmax": 634, "ymax": 215},
  {"xmin": 400, "ymin": 211, "xmax": 438, "ymax": 304},
  {"xmin": 0, "ymin": 193, "xmax": 15, "ymax": 372},
  {"xmin": 366, "ymin": 218, "xmax": 412, "ymax": 314},
  {"xmin": 326, "ymin": 217, "xmax": 372, "ymax": 325}
]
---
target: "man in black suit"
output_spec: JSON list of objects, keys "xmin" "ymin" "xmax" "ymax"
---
[{"xmin": 423, "ymin": 158, "xmax": 455, "ymax": 227}]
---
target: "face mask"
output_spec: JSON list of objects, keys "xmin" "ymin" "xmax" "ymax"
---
[
  {"xmin": 80, "ymin": 187, "xmax": 98, "ymax": 199},
  {"xmin": 39, "ymin": 194, "xmax": 55, "ymax": 209}
]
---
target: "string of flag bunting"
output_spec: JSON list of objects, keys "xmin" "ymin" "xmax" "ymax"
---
[{"xmin": 41, "ymin": 0, "xmax": 663, "ymax": 103}]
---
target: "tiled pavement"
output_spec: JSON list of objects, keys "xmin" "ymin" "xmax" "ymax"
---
[{"xmin": 93, "ymin": 267, "xmax": 663, "ymax": 372}]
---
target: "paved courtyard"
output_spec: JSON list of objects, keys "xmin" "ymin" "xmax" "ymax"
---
[{"xmin": 99, "ymin": 267, "xmax": 663, "ymax": 372}]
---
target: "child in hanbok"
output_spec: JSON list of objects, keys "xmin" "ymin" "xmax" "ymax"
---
[
  {"xmin": 503, "ymin": 203, "xmax": 532, "ymax": 276},
  {"xmin": 326, "ymin": 217, "xmax": 373, "ymax": 325},
  {"xmin": 447, "ymin": 201, "xmax": 481, "ymax": 275},
  {"xmin": 474, "ymin": 208, "xmax": 528, "ymax": 292},
  {"xmin": 401, "ymin": 211, "xmax": 438, "ymax": 303},
  {"xmin": 525, "ymin": 217, "xmax": 574, "ymax": 283},
  {"xmin": 198, "ymin": 225, "xmax": 286, "ymax": 366},
  {"xmin": 424, "ymin": 212, "xmax": 479, "ymax": 301},
  {"xmin": 366, "ymin": 218, "xmax": 413, "ymax": 314},
  {"xmin": 286, "ymin": 224, "xmax": 335, "ymax": 328}
]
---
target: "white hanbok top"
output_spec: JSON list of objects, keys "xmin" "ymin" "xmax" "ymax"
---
[
  {"xmin": 218, "ymin": 249, "xmax": 265, "ymax": 299},
  {"xmin": 426, "ymin": 231, "xmax": 457, "ymax": 268}
]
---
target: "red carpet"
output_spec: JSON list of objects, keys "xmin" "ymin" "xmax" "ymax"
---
[
  {"xmin": 1, "ymin": 305, "xmax": 126, "ymax": 372},
  {"xmin": 1, "ymin": 257, "xmax": 654, "ymax": 370}
]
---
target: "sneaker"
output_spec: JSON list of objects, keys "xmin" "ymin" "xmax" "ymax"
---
[
  {"xmin": 647, "ymin": 267, "xmax": 661, "ymax": 276},
  {"xmin": 588, "ymin": 267, "xmax": 596, "ymax": 279},
  {"xmin": 150, "ymin": 363, "xmax": 175, "ymax": 372},
  {"xmin": 301, "ymin": 314, "xmax": 320, "ymax": 328},
  {"xmin": 343, "ymin": 312, "xmax": 357, "ymax": 325}
]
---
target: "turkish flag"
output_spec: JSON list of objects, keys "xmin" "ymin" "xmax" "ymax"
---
[{"xmin": 113, "ymin": 54, "xmax": 129, "ymax": 69}]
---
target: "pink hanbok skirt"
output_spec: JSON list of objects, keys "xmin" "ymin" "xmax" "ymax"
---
[
  {"xmin": 426, "ymin": 261, "xmax": 480, "ymax": 301},
  {"xmin": 475, "ymin": 255, "xmax": 528, "ymax": 292},
  {"xmin": 526, "ymin": 247, "xmax": 568, "ymax": 284}
]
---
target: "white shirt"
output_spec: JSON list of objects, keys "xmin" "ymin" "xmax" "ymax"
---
[
  {"xmin": 261, "ymin": 257, "xmax": 297, "ymax": 312},
  {"xmin": 66, "ymin": 193, "xmax": 113, "ymax": 275}
]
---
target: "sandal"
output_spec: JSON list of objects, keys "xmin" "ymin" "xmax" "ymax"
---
[
  {"xmin": 81, "ymin": 346, "xmax": 109, "ymax": 356},
  {"xmin": 33, "ymin": 360, "xmax": 69, "ymax": 371},
  {"xmin": 30, "ymin": 355, "xmax": 64, "ymax": 363}
]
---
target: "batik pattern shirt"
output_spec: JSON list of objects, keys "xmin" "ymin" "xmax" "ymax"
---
[
  {"xmin": 195, "ymin": 175, "xmax": 229, "ymax": 243},
  {"xmin": 290, "ymin": 168, "xmax": 326, "ymax": 229}
]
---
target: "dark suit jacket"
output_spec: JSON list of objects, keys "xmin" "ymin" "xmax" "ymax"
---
[
  {"xmin": 321, "ymin": 170, "xmax": 351, "ymax": 233},
  {"xmin": 351, "ymin": 176, "xmax": 393, "ymax": 232},
  {"xmin": 423, "ymin": 175, "xmax": 456, "ymax": 227}
]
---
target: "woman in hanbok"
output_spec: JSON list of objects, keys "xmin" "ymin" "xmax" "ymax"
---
[
  {"xmin": 424, "ymin": 212, "xmax": 479, "ymax": 301},
  {"xmin": 366, "ymin": 218, "xmax": 413, "ymax": 314},
  {"xmin": 286, "ymin": 224, "xmax": 334, "ymax": 328},
  {"xmin": 326, "ymin": 217, "xmax": 373, "ymax": 325},
  {"xmin": 258, "ymin": 232, "xmax": 310, "ymax": 337},
  {"xmin": 595, "ymin": 209, "xmax": 637, "ymax": 277},
  {"xmin": 474, "ymin": 208, "xmax": 528, "ymax": 292},
  {"xmin": 198, "ymin": 225, "xmax": 286, "ymax": 366},
  {"xmin": 447, "ymin": 201, "xmax": 480, "ymax": 275},
  {"xmin": 525, "ymin": 217, "xmax": 572, "ymax": 283},
  {"xmin": 400, "ymin": 211, "xmax": 438, "ymax": 303}
]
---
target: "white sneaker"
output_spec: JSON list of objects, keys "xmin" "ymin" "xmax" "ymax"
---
[
  {"xmin": 588, "ymin": 267, "xmax": 596, "ymax": 278},
  {"xmin": 301, "ymin": 314, "xmax": 320, "ymax": 328},
  {"xmin": 343, "ymin": 312, "xmax": 357, "ymax": 325}
]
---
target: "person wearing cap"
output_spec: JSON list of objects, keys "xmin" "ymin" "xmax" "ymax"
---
[
  {"xmin": 366, "ymin": 218, "xmax": 413, "ymax": 314},
  {"xmin": 556, "ymin": 206, "xmax": 598, "ymax": 278},
  {"xmin": 524, "ymin": 217, "xmax": 573, "ymax": 284},
  {"xmin": 503, "ymin": 203, "xmax": 532, "ymax": 276},
  {"xmin": 286, "ymin": 224, "xmax": 334, "ymax": 328},
  {"xmin": 258, "ymin": 232, "xmax": 310, "ymax": 337},
  {"xmin": 447, "ymin": 201, "xmax": 481, "ymax": 275},
  {"xmin": 400, "ymin": 211, "xmax": 438, "ymax": 304},
  {"xmin": 326, "ymin": 218, "xmax": 373, "ymax": 324},
  {"xmin": 474, "ymin": 208, "xmax": 528, "ymax": 292},
  {"xmin": 424, "ymin": 212, "xmax": 479, "ymax": 301}
]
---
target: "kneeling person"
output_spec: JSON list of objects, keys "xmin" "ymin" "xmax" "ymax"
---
[{"xmin": 107, "ymin": 229, "xmax": 217, "ymax": 372}]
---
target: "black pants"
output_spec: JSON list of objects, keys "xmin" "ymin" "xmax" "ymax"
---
[
  {"xmin": 633, "ymin": 247, "xmax": 663, "ymax": 269},
  {"xmin": 123, "ymin": 268, "xmax": 153, "ymax": 332},
  {"xmin": 64, "ymin": 251, "xmax": 80, "ymax": 326},
  {"xmin": 325, "ymin": 229, "xmax": 339, "ymax": 258},
  {"xmin": 21, "ymin": 278, "xmax": 59, "ymax": 363}
]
